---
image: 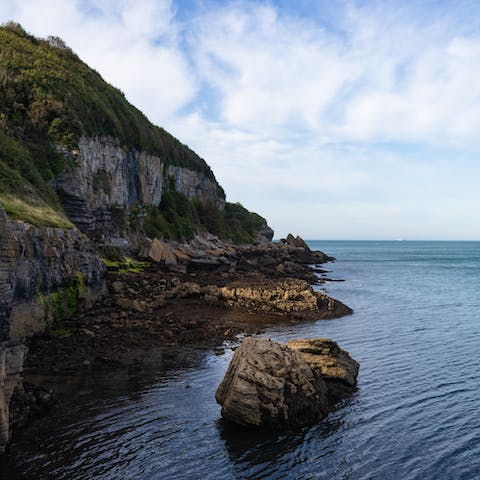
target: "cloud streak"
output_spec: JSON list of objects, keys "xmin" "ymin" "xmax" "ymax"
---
[{"xmin": 1, "ymin": 0, "xmax": 480, "ymax": 239}]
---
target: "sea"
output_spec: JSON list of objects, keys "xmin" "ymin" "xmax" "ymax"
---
[{"xmin": 2, "ymin": 240, "xmax": 480, "ymax": 480}]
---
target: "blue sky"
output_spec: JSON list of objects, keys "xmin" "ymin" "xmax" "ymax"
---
[{"xmin": 1, "ymin": 0, "xmax": 480, "ymax": 239}]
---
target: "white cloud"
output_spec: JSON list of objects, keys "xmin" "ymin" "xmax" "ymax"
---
[
  {"xmin": 2, "ymin": 1, "xmax": 480, "ymax": 238},
  {"xmin": 0, "ymin": 0, "xmax": 194, "ymax": 123}
]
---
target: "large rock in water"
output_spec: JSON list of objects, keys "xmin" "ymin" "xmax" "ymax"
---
[
  {"xmin": 288, "ymin": 338, "xmax": 359, "ymax": 403},
  {"xmin": 215, "ymin": 338, "xmax": 328, "ymax": 430},
  {"xmin": 216, "ymin": 337, "xmax": 359, "ymax": 430}
]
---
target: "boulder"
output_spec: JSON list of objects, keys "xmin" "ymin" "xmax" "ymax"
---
[
  {"xmin": 283, "ymin": 233, "xmax": 310, "ymax": 250},
  {"xmin": 288, "ymin": 338, "xmax": 359, "ymax": 403},
  {"xmin": 285, "ymin": 233, "xmax": 297, "ymax": 247},
  {"xmin": 148, "ymin": 238, "xmax": 168, "ymax": 263},
  {"xmin": 294, "ymin": 235, "xmax": 310, "ymax": 251},
  {"xmin": 215, "ymin": 338, "xmax": 328, "ymax": 430},
  {"xmin": 216, "ymin": 337, "xmax": 360, "ymax": 430},
  {"xmin": 256, "ymin": 225, "xmax": 274, "ymax": 244}
]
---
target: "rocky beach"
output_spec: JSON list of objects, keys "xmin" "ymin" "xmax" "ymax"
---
[
  {"xmin": 19, "ymin": 233, "xmax": 352, "ymax": 389},
  {"xmin": 0, "ymin": 24, "xmax": 356, "ymax": 463},
  {"xmin": 1, "ymin": 230, "xmax": 357, "ymax": 454}
]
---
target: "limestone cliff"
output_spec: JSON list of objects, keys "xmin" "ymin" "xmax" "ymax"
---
[{"xmin": 54, "ymin": 137, "xmax": 226, "ymax": 248}]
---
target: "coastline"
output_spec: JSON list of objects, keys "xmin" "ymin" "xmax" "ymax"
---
[{"xmin": 22, "ymin": 236, "xmax": 352, "ymax": 377}]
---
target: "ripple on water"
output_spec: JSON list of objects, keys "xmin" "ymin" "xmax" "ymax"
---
[{"xmin": 5, "ymin": 241, "xmax": 480, "ymax": 480}]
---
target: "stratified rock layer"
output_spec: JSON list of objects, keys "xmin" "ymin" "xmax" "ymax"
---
[
  {"xmin": 287, "ymin": 338, "xmax": 359, "ymax": 386},
  {"xmin": 216, "ymin": 337, "xmax": 359, "ymax": 430},
  {"xmin": 288, "ymin": 338, "xmax": 359, "ymax": 403},
  {"xmin": 54, "ymin": 137, "xmax": 225, "ymax": 248},
  {"xmin": 215, "ymin": 338, "xmax": 328, "ymax": 430},
  {"xmin": 0, "ymin": 205, "xmax": 105, "ymax": 453}
]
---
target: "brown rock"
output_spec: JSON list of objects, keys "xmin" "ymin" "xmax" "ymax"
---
[
  {"xmin": 294, "ymin": 235, "xmax": 310, "ymax": 250},
  {"xmin": 171, "ymin": 248, "xmax": 190, "ymax": 262},
  {"xmin": 116, "ymin": 297, "xmax": 134, "ymax": 310},
  {"xmin": 288, "ymin": 338, "xmax": 359, "ymax": 403},
  {"xmin": 111, "ymin": 281, "xmax": 123, "ymax": 294},
  {"xmin": 150, "ymin": 296, "xmax": 168, "ymax": 308},
  {"xmin": 285, "ymin": 233, "xmax": 297, "ymax": 247},
  {"xmin": 215, "ymin": 338, "xmax": 328, "ymax": 430},
  {"xmin": 287, "ymin": 338, "xmax": 359, "ymax": 386},
  {"xmin": 148, "ymin": 238, "xmax": 168, "ymax": 263},
  {"xmin": 132, "ymin": 300, "xmax": 146, "ymax": 313},
  {"xmin": 218, "ymin": 279, "xmax": 336, "ymax": 320}
]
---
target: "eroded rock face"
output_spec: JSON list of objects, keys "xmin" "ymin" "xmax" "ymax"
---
[
  {"xmin": 0, "ymin": 206, "xmax": 106, "ymax": 454},
  {"xmin": 288, "ymin": 338, "xmax": 360, "ymax": 403},
  {"xmin": 287, "ymin": 338, "xmax": 359, "ymax": 386},
  {"xmin": 215, "ymin": 338, "xmax": 328, "ymax": 430},
  {"xmin": 0, "ymin": 341, "xmax": 27, "ymax": 454},
  {"xmin": 9, "ymin": 219, "xmax": 106, "ymax": 340},
  {"xmin": 216, "ymin": 337, "xmax": 359, "ymax": 430},
  {"xmin": 219, "ymin": 279, "xmax": 352, "ymax": 320},
  {"xmin": 54, "ymin": 137, "xmax": 226, "ymax": 248}
]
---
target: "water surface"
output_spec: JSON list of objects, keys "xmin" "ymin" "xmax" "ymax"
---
[{"xmin": 3, "ymin": 240, "xmax": 480, "ymax": 479}]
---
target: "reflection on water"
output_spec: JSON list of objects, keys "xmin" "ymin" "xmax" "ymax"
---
[{"xmin": 3, "ymin": 241, "xmax": 480, "ymax": 479}]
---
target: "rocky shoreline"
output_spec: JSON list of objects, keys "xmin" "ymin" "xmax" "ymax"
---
[
  {"xmin": 6, "ymin": 234, "xmax": 353, "ymax": 448},
  {"xmin": 23, "ymin": 234, "xmax": 351, "ymax": 375}
]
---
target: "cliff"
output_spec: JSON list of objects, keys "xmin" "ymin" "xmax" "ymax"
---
[
  {"xmin": 54, "ymin": 137, "xmax": 225, "ymax": 249},
  {"xmin": 0, "ymin": 22, "xmax": 274, "ymax": 452},
  {"xmin": 0, "ymin": 206, "xmax": 105, "ymax": 451},
  {"xmin": 0, "ymin": 22, "xmax": 268, "ymax": 248}
]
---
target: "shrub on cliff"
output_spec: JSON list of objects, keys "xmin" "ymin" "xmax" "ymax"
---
[{"xmin": 0, "ymin": 23, "xmax": 219, "ymax": 225}]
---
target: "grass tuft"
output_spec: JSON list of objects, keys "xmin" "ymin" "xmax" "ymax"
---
[{"xmin": 0, "ymin": 194, "xmax": 73, "ymax": 229}]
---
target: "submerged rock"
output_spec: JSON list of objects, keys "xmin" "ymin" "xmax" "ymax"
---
[
  {"xmin": 215, "ymin": 338, "xmax": 328, "ymax": 430},
  {"xmin": 216, "ymin": 337, "xmax": 359, "ymax": 430}
]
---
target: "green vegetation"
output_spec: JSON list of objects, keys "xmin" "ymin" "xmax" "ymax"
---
[
  {"xmin": 39, "ymin": 271, "xmax": 86, "ymax": 328},
  {"xmin": 0, "ymin": 22, "xmax": 216, "ymax": 176},
  {"xmin": 0, "ymin": 22, "xmax": 220, "ymax": 226},
  {"xmin": 0, "ymin": 22, "xmax": 266, "ymax": 242},
  {"xmin": 103, "ymin": 256, "xmax": 150, "ymax": 274},
  {"xmin": 0, "ymin": 194, "xmax": 73, "ymax": 228},
  {"xmin": 144, "ymin": 185, "xmax": 267, "ymax": 243}
]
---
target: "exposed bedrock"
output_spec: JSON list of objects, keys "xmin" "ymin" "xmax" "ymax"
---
[
  {"xmin": 217, "ymin": 279, "xmax": 351, "ymax": 320},
  {"xmin": 0, "ymin": 341, "xmax": 26, "ymax": 454},
  {"xmin": 0, "ymin": 206, "xmax": 105, "ymax": 453},
  {"xmin": 53, "ymin": 137, "xmax": 226, "ymax": 248},
  {"xmin": 216, "ymin": 337, "xmax": 359, "ymax": 430}
]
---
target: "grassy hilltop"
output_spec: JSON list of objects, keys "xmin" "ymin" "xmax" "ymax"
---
[{"xmin": 0, "ymin": 22, "xmax": 267, "ymax": 242}]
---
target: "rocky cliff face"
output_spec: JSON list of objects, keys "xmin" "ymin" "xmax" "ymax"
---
[
  {"xmin": 0, "ymin": 206, "xmax": 105, "ymax": 452},
  {"xmin": 54, "ymin": 137, "xmax": 225, "ymax": 248}
]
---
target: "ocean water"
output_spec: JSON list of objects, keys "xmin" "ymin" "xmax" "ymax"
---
[{"xmin": 3, "ymin": 240, "xmax": 480, "ymax": 479}]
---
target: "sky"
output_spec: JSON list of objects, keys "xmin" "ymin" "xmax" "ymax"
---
[{"xmin": 1, "ymin": 0, "xmax": 480, "ymax": 240}]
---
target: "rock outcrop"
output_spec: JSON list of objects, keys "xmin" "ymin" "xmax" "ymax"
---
[
  {"xmin": 216, "ymin": 337, "xmax": 359, "ymax": 430},
  {"xmin": 288, "ymin": 338, "xmax": 360, "ymax": 403},
  {"xmin": 0, "ymin": 341, "xmax": 26, "ymax": 454},
  {"xmin": 54, "ymin": 137, "xmax": 226, "ymax": 249},
  {"xmin": 215, "ymin": 338, "xmax": 328, "ymax": 430},
  {"xmin": 218, "ymin": 279, "xmax": 351, "ymax": 320},
  {"xmin": 0, "ymin": 205, "xmax": 105, "ymax": 453},
  {"xmin": 8, "ymin": 216, "xmax": 106, "ymax": 340}
]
